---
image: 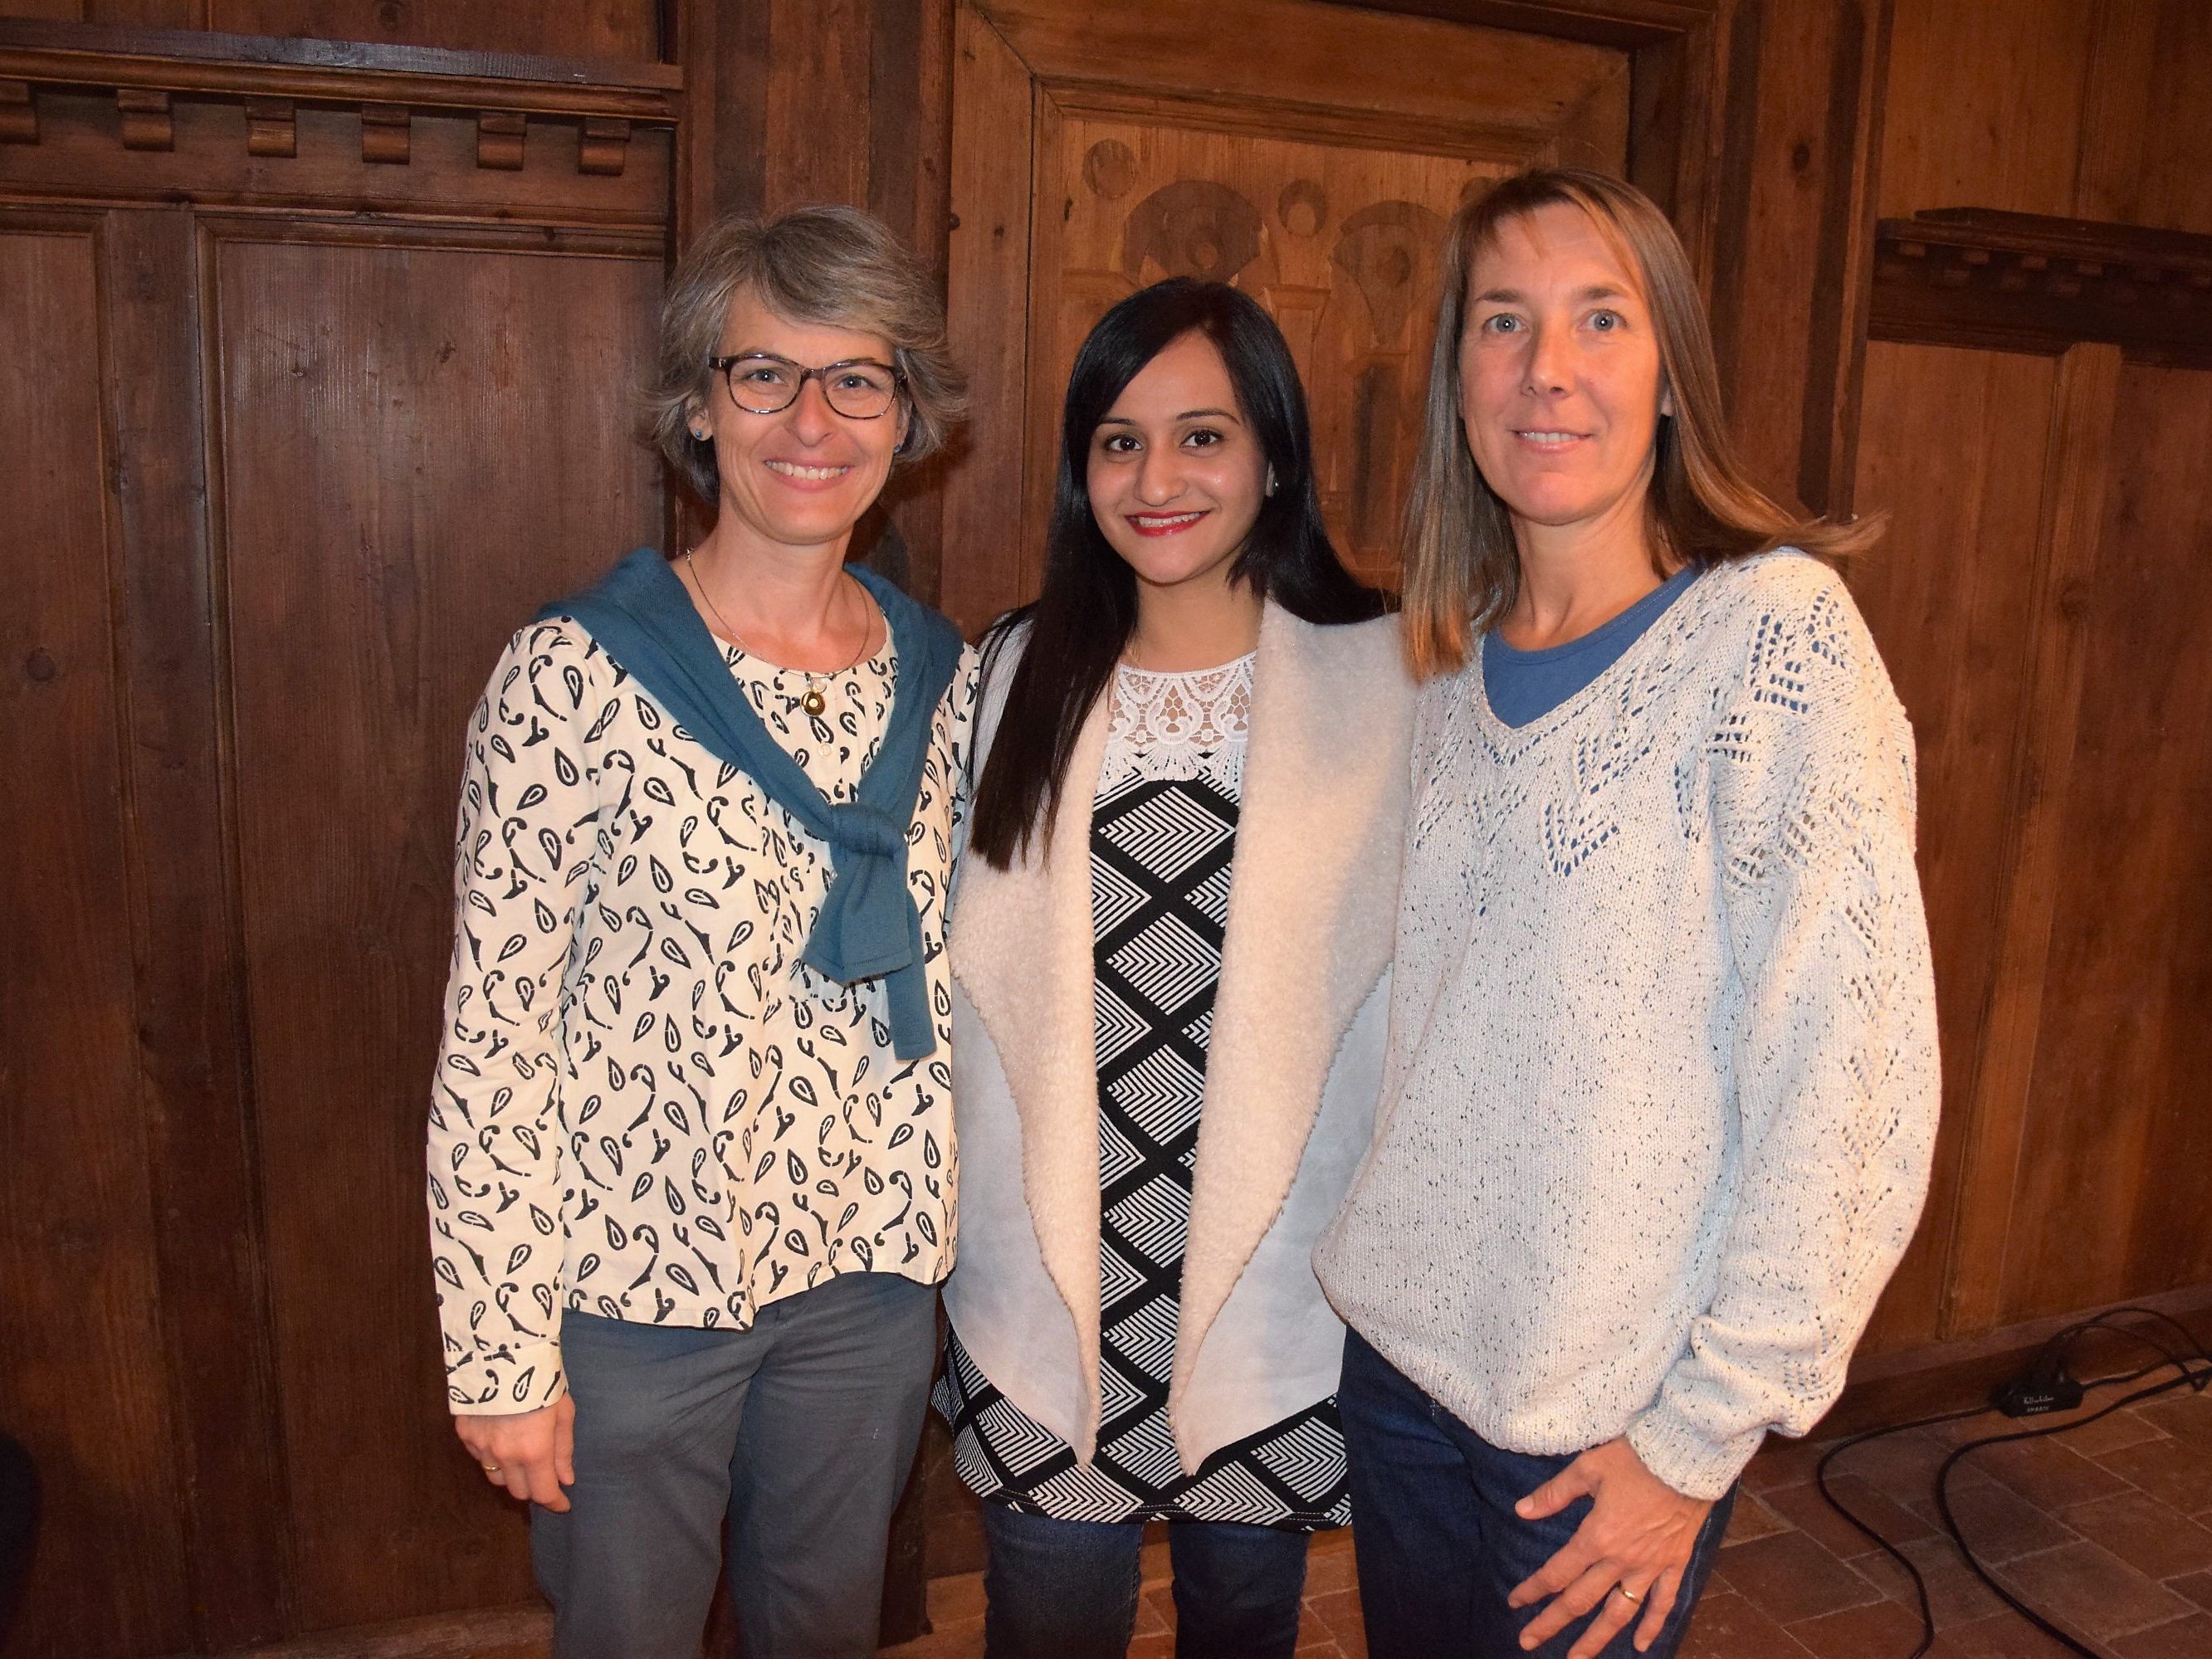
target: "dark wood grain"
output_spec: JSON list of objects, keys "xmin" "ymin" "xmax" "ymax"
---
[
  {"xmin": 210, "ymin": 224, "xmax": 663, "ymax": 1631},
  {"xmin": 104, "ymin": 203, "xmax": 291, "ymax": 1653},
  {"xmin": 0, "ymin": 211, "xmax": 195, "ymax": 1659}
]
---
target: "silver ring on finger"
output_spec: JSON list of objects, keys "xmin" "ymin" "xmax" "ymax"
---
[{"xmin": 482, "ymin": 1462, "xmax": 502, "ymax": 1475}]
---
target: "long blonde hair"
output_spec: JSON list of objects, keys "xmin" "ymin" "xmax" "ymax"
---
[{"xmin": 1399, "ymin": 168, "xmax": 1880, "ymax": 679}]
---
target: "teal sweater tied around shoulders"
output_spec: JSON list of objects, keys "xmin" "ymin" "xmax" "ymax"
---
[{"xmin": 537, "ymin": 546, "xmax": 964, "ymax": 1061}]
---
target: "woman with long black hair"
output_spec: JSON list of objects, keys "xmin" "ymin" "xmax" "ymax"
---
[{"xmin": 935, "ymin": 279, "xmax": 1413, "ymax": 1659}]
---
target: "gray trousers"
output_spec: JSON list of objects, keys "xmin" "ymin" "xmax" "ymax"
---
[{"xmin": 531, "ymin": 1271, "xmax": 939, "ymax": 1659}]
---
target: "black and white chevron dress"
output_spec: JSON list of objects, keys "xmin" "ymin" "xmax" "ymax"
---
[{"xmin": 935, "ymin": 656, "xmax": 1350, "ymax": 1531}]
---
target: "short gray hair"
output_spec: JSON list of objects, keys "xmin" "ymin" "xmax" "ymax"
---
[{"xmin": 646, "ymin": 205, "xmax": 967, "ymax": 503}]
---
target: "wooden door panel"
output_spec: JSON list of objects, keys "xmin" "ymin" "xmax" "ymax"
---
[
  {"xmin": 2005, "ymin": 362, "xmax": 2212, "ymax": 1321},
  {"xmin": 212, "ymin": 226, "xmax": 664, "ymax": 1630},
  {"xmin": 1844, "ymin": 340, "xmax": 2060, "ymax": 1355},
  {"xmin": 0, "ymin": 217, "xmax": 193, "ymax": 1659},
  {"xmin": 1046, "ymin": 118, "xmax": 1506, "ymax": 583},
  {"xmin": 943, "ymin": 0, "xmax": 1633, "ymax": 634}
]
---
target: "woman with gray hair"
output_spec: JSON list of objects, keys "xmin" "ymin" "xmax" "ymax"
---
[{"xmin": 427, "ymin": 204, "xmax": 974, "ymax": 1659}]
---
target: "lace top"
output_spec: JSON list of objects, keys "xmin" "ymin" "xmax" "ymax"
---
[{"xmin": 1096, "ymin": 653, "xmax": 1254, "ymax": 797}]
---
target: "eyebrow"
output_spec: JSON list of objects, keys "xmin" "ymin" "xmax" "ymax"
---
[
  {"xmin": 1472, "ymin": 284, "xmax": 1630, "ymax": 305},
  {"xmin": 1096, "ymin": 407, "xmax": 1243, "ymax": 425}
]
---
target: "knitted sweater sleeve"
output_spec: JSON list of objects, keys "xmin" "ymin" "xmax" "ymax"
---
[
  {"xmin": 1625, "ymin": 568, "xmax": 1940, "ymax": 1499},
  {"xmin": 427, "ymin": 622, "xmax": 604, "ymax": 1414}
]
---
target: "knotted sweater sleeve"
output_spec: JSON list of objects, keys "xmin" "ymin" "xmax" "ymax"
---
[
  {"xmin": 427, "ymin": 622, "xmax": 605, "ymax": 1414},
  {"xmin": 1625, "ymin": 571, "xmax": 1941, "ymax": 1499}
]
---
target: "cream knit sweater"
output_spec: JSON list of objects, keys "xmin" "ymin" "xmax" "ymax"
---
[{"xmin": 1313, "ymin": 550, "xmax": 1939, "ymax": 1500}]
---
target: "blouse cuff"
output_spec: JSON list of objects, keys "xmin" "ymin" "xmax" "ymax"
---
[{"xmin": 446, "ymin": 1339, "xmax": 566, "ymax": 1416}]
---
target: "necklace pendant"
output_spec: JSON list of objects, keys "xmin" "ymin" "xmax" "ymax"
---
[{"xmin": 800, "ymin": 686, "xmax": 827, "ymax": 717}]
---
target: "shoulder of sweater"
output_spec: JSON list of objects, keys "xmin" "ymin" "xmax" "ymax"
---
[
  {"xmin": 1699, "ymin": 545, "xmax": 1848, "ymax": 612},
  {"xmin": 1702, "ymin": 549, "xmax": 1912, "ymax": 745}
]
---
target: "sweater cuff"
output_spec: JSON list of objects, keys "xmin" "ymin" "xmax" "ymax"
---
[
  {"xmin": 1625, "ymin": 1400, "xmax": 1764, "ymax": 1501},
  {"xmin": 446, "ymin": 1339, "xmax": 567, "ymax": 1416}
]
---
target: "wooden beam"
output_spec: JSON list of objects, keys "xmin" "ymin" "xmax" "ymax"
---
[{"xmin": 1871, "ymin": 209, "xmax": 2212, "ymax": 367}]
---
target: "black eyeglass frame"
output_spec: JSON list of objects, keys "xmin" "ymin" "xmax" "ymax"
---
[{"xmin": 706, "ymin": 351, "xmax": 907, "ymax": 420}]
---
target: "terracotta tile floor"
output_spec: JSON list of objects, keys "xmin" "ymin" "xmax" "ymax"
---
[{"xmin": 884, "ymin": 1382, "xmax": 2212, "ymax": 1658}]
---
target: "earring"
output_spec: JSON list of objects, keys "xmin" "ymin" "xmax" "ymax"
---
[{"xmin": 1264, "ymin": 466, "xmax": 1278, "ymax": 497}]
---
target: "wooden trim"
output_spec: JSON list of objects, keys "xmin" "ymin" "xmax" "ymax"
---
[
  {"xmin": 1794, "ymin": 0, "xmax": 1888, "ymax": 518},
  {"xmin": 1320, "ymin": 0, "xmax": 1716, "ymax": 51},
  {"xmin": 982, "ymin": 0, "xmax": 1633, "ymax": 143},
  {"xmin": 1828, "ymin": 1284, "xmax": 2212, "ymax": 1437},
  {"xmin": 1938, "ymin": 341, "xmax": 2122, "ymax": 1339},
  {"xmin": 95, "ymin": 201, "xmax": 292, "ymax": 1653},
  {"xmin": 1870, "ymin": 209, "xmax": 2212, "ymax": 368},
  {"xmin": 191, "ymin": 211, "xmax": 665, "ymax": 257},
  {"xmin": 938, "ymin": 2, "xmax": 1036, "ymax": 638},
  {"xmin": 190, "ymin": 1599, "xmax": 549, "ymax": 1657},
  {"xmin": 0, "ymin": 18, "xmax": 681, "ymax": 123}
]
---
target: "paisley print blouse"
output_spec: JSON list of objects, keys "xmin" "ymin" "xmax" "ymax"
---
[{"xmin": 430, "ymin": 612, "xmax": 978, "ymax": 1413}]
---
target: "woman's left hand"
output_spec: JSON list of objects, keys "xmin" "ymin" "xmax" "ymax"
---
[{"xmin": 1506, "ymin": 1437, "xmax": 1713, "ymax": 1656}]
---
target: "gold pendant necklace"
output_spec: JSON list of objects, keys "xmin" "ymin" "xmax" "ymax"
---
[{"xmin": 684, "ymin": 551, "xmax": 868, "ymax": 717}]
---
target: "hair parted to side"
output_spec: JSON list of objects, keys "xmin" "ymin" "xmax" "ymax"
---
[
  {"xmin": 967, "ymin": 277, "xmax": 1385, "ymax": 871},
  {"xmin": 644, "ymin": 204, "xmax": 967, "ymax": 504},
  {"xmin": 1399, "ymin": 167, "xmax": 1882, "ymax": 680}
]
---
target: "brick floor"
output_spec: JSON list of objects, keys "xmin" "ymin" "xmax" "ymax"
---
[{"xmin": 884, "ymin": 1380, "xmax": 2212, "ymax": 1658}]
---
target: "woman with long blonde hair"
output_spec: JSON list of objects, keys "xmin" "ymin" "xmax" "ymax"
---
[{"xmin": 1314, "ymin": 168, "xmax": 1938, "ymax": 1658}]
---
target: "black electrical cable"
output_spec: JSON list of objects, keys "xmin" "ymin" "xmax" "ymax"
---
[
  {"xmin": 1933, "ymin": 1359, "xmax": 2211, "ymax": 1657},
  {"xmin": 1812, "ymin": 1307, "xmax": 2212, "ymax": 1658}
]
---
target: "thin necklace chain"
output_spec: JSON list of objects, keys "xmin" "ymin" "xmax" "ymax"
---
[{"xmin": 682, "ymin": 550, "xmax": 873, "ymax": 692}]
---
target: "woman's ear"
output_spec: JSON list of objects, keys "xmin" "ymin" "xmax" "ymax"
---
[{"xmin": 1659, "ymin": 378, "xmax": 1677, "ymax": 421}]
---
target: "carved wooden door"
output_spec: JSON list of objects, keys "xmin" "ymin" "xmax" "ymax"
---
[{"xmin": 940, "ymin": 0, "xmax": 1633, "ymax": 630}]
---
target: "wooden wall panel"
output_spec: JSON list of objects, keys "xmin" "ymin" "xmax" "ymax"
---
[
  {"xmin": 2073, "ymin": 0, "xmax": 2212, "ymax": 236},
  {"xmin": 211, "ymin": 228, "xmax": 664, "ymax": 1632},
  {"xmin": 2004, "ymin": 363, "xmax": 2212, "ymax": 1321},
  {"xmin": 1843, "ymin": 340, "xmax": 2060, "ymax": 1354},
  {"xmin": 0, "ymin": 218, "xmax": 194, "ymax": 1659},
  {"xmin": 1878, "ymin": 0, "xmax": 2094, "ymax": 221},
  {"xmin": 207, "ymin": 0, "xmax": 660, "ymax": 61}
]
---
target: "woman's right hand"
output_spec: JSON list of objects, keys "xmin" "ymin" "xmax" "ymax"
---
[{"xmin": 453, "ymin": 1395, "xmax": 575, "ymax": 1511}]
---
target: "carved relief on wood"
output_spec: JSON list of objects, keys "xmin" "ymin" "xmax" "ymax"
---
[{"xmin": 1048, "ymin": 120, "xmax": 1500, "ymax": 583}]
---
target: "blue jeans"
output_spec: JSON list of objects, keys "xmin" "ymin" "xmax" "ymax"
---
[
  {"xmin": 979, "ymin": 1500, "xmax": 1311, "ymax": 1659},
  {"xmin": 1337, "ymin": 1330, "xmax": 1736, "ymax": 1659},
  {"xmin": 529, "ymin": 1271, "xmax": 938, "ymax": 1659}
]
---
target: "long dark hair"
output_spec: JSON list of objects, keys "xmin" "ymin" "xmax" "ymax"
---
[{"xmin": 968, "ymin": 278, "xmax": 1384, "ymax": 869}]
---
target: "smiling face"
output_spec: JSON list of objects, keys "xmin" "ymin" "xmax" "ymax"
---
[
  {"xmin": 1085, "ymin": 329, "xmax": 1268, "ymax": 598},
  {"xmin": 691, "ymin": 285, "xmax": 907, "ymax": 560},
  {"xmin": 1458, "ymin": 201, "xmax": 1672, "ymax": 553}
]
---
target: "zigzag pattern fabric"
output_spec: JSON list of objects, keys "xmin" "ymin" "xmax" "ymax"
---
[{"xmin": 937, "ymin": 739, "xmax": 1349, "ymax": 1529}]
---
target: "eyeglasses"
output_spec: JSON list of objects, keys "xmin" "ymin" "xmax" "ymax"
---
[{"xmin": 708, "ymin": 352, "xmax": 905, "ymax": 420}]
